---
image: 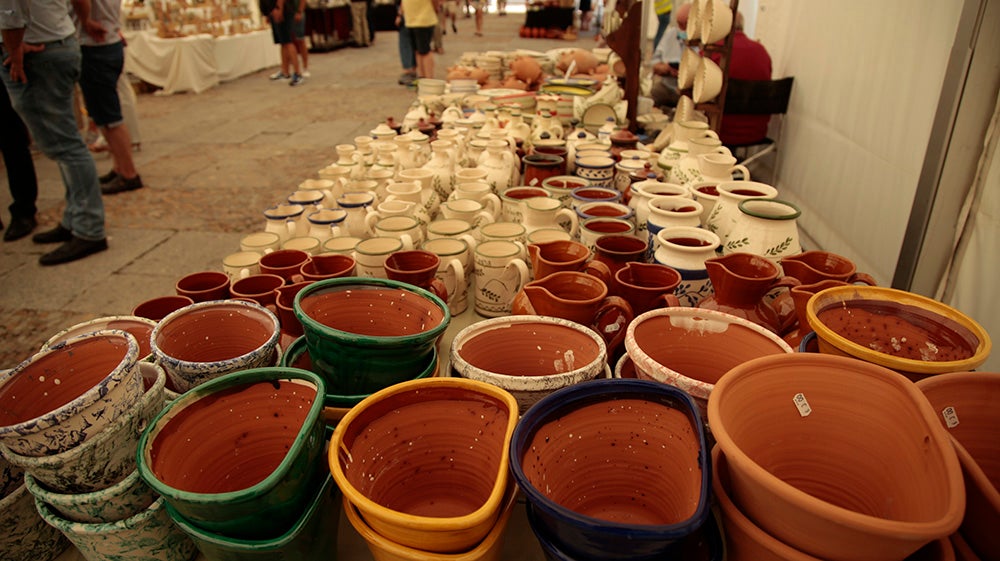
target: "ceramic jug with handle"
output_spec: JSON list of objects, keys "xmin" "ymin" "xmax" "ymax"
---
[
  {"xmin": 697, "ymin": 252, "xmax": 800, "ymax": 334},
  {"xmin": 705, "ymin": 180, "xmax": 779, "ymax": 246},
  {"xmin": 477, "ymin": 139, "xmax": 518, "ymax": 194}
]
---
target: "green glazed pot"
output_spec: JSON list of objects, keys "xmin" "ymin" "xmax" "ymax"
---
[
  {"xmin": 136, "ymin": 367, "xmax": 326, "ymax": 540},
  {"xmin": 292, "ymin": 277, "xmax": 450, "ymax": 396},
  {"xmin": 167, "ymin": 473, "xmax": 340, "ymax": 561}
]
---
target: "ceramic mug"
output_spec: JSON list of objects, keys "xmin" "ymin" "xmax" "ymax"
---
[
  {"xmin": 541, "ymin": 175, "xmax": 590, "ymax": 208},
  {"xmin": 132, "ymin": 295, "xmax": 194, "ymax": 322},
  {"xmin": 474, "ymin": 240, "xmax": 530, "ymax": 318},
  {"xmin": 287, "ymin": 189, "xmax": 325, "ymax": 212},
  {"xmin": 426, "ymin": 218, "xmax": 478, "ymax": 249},
  {"xmin": 229, "ymin": 273, "xmax": 285, "ymax": 307},
  {"xmin": 222, "ymin": 251, "xmax": 262, "ymax": 281},
  {"xmin": 573, "ymin": 155, "xmax": 616, "ymax": 188},
  {"xmin": 500, "ymin": 186, "xmax": 549, "ymax": 222},
  {"xmin": 526, "ymin": 228, "xmax": 573, "ymax": 245},
  {"xmin": 479, "ymin": 222, "xmax": 527, "ymax": 245},
  {"xmin": 322, "ymin": 236, "xmax": 363, "ymax": 255},
  {"xmin": 354, "ymin": 236, "xmax": 408, "ymax": 278},
  {"xmin": 441, "ymin": 198, "xmax": 495, "ymax": 228},
  {"xmin": 383, "ymin": 250, "xmax": 448, "ymax": 303},
  {"xmin": 570, "ymin": 186, "xmax": 622, "ymax": 209},
  {"xmin": 240, "ymin": 231, "xmax": 281, "ymax": 255},
  {"xmin": 699, "ymin": 153, "xmax": 751, "ymax": 181},
  {"xmin": 421, "ymin": 238, "xmax": 470, "ymax": 315},
  {"xmin": 373, "ymin": 215, "xmax": 424, "ymax": 248},
  {"xmin": 451, "ymin": 181, "xmax": 501, "ymax": 217},
  {"xmin": 259, "ymin": 248, "xmax": 311, "ymax": 284},
  {"xmin": 299, "ymin": 253, "xmax": 356, "ymax": 282},
  {"xmin": 281, "ymin": 236, "xmax": 322, "ymax": 255},
  {"xmin": 579, "ymin": 217, "xmax": 636, "ymax": 252},
  {"xmin": 454, "ymin": 167, "xmax": 489, "ymax": 185},
  {"xmin": 575, "ymin": 201, "xmax": 635, "ymax": 223}
]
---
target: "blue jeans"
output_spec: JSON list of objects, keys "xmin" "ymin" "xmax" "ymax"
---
[
  {"xmin": 398, "ymin": 17, "xmax": 415, "ymax": 70},
  {"xmin": 1, "ymin": 36, "xmax": 105, "ymax": 240}
]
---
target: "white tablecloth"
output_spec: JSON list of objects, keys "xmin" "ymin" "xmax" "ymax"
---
[{"xmin": 124, "ymin": 29, "xmax": 279, "ymax": 95}]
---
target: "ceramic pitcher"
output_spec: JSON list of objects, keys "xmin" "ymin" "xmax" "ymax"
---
[
  {"xmin": 697, "ymin": 252, "xmax": 800, "ymax": 334},
  {"xmin": 306, "ymin": 208, "xmax": 347, "ymax": 243},
  {"xmin": 451, "ymin": 181, "xmax": 502, "ymax": 218},
  {"xmin": 383, "ymin": 180, "xmax": 432, "ymax": 226},
  {"xmin": 705, "ymin": 181, "xmax": 779, "ymax": 246},
  {"xmin": 721, "ymin": 198, "xmax": 802, "ymax": 259},
  {"xmin": 263, "ymin": 204, "xmax": 304, "ymax": 243},
  {"xmin": 630, "ymin": 181, "xmax": 690, "ymax": 237},
  {"xmin": 652, "ymin": 226, "xmax": 722, "ymax": 306},
  {"xmin": 337, "ymin": 191, "xmax": 376, "ymax": 238},
  {"xmin": 477, "ymin": 139, "xmax": 518, "ymax": 194},
  {"xmin": 422, "ymin": 139, "xmax": 456, "ymax": 202},
  {"xmin": 780, "ymin": 250, "xmax": 878, "ymax": 286},
  {"xmin": 396, "ymin": 168, "xmax": 440, "ymax": 217},
  {"xmin": 668, "ymin": 135, "xmax": 732, "ymax": 186}
]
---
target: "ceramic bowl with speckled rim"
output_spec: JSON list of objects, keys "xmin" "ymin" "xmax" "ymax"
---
[
  {"xmin": 25, "ymin": 468, "xmax": 156, "ymax": 524},
  {"xmin": 0, "ymin": 329, "xmax": 143, "ymax": 457}
]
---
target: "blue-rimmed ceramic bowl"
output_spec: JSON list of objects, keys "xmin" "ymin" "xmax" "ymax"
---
[
  {"xmin": 137, "ymin": 367, "xmax": 325, "ymax": 539},
  {"xmin": 293, "ymin": 277, "xmax": 450, "ymax": 396},
  {"xmin": 510, "ymin": 378, "xmax": 711, "ymax": 561}
]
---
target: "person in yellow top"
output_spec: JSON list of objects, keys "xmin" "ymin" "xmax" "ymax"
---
[
  {"xmin": 653, "ymin": 0, "xmax": 673, "ymax": 51},
  {"xmin": 400, "ymin": 0, "xmax": 440, "ymax": 79}
]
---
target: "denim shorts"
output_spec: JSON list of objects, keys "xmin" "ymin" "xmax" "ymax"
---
[
  {"xmin": 270, "ymin": 15, "xmax": 296, "ymax": 44},
  {"xmin": 78, "ymin": 42, "xmax": 125, "ymax": 127},
  {"xmin": 294, "ymin": 17, "xmax": 306, "ymax": 39}
]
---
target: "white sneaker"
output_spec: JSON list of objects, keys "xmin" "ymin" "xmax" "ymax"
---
[
  {"xmin": 302, "ymin": 70, "xmax": 311, "ymax": 78},
  {"xmin": 269, "ymin": 71, "xmax": 289, "ymax": 81}
]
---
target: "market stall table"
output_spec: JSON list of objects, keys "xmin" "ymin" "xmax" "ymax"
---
[{"xmin": 124, "ymin": 29, "xmax": 280, "ymax": 95}]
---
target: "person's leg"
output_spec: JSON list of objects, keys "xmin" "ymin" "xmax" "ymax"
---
[
  {"xmin": 0, "ymin": 79, "xmax": 40, "ymax": 235},
  {"xmin": 3, "ymin": 38, "xmax": 107, "ymax": 260},
  {"xmin": 413, "ymin": 27, "xmax": 434, "ymax": 78},
  {"xmin": 398, "ymin": 20, "xmax": 416, "ymax": 84},
  {"xmin": 474, "ymin": 3, "xmax": 483, "ymax": 35},
  {"xmin": 116, "ymin": 69, "xmax": 141, "ymax": 149},
  {"xmin": 79, "ymin": 43, "xmax": 140, "ymax": 186}
]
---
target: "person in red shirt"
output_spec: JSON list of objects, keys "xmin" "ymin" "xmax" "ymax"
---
[{"xmin": 713, "ymin": 12, "xmax": 772, "ymax": 146}]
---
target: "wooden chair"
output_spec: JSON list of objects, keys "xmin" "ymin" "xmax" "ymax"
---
[{"xmin": 722, "ymin": 77, "xmax": 795, "ymax": 169}]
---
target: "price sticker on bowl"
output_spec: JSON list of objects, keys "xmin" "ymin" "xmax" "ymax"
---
[
  {"xmin": 792, "ymin": 392, "xmax": 812, "ymax": 417},
  {"xmin": 941, "ymin": 406, "xmax": 960, "ymax": 428}
]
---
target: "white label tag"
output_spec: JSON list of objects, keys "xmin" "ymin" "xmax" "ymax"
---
[
  {"xmin": 793, "ymin": 393, "xmax": 812, "ymax": 417},
  {"xmin": 941, "ymin": 406, "xmax": 960, "ymax": 428}
]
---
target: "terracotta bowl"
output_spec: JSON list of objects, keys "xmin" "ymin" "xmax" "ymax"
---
[
  {"xmin": 138, "ymin": 367, "xmax": 326, "ymax": 539},
  {"xmin": 450, "ymin": 315, "xmax": 608, "ymax": 411},
  {"xmin": 34, "ymin": 496, "xmax": 198, "ymax": 561},
  {"xmin": 916, "ymin": 371, "xmax": 1000, "ymax": 558},
  {"xmin": 0, "ymin": 361, "xmax": 166, "ymax": 494},
  {"xmin": 167, "ymin": 474, "xmax": 340, "ymax": 560},
  {"xmin": 151, "ymin": 299, "xmax": 281, "ymax": 393},
  {"xmin": 707, "ymin": 353, "xmax": 965, "ymax": 561},
  {"xmin": 510, "ymin": 378, "xmax": 711, "ymax": 561},
  {"xmin": 712, "ymin": 447, "xmax": 957, "ymax": 561},
  {"xmin": 342, "ymin": 481, "xmax": 519, "ymax": 561},
  {"xmin": 0, "ymin": 481, "xmax": 70, "ymax": 561},
  {"xmin": 806, "ymin": 285, "xmax": 991, "ymax": 380},
  {"xmin": 329, "ymin": 377, "xmax": 518, "ymax": 553},
  {"xmin": 0, "ymin": 329, "xmax": 143, "ymax": 457},
  {"xmin": 43, "ymin": 315, "xmax": 157, "ymax": 360},
  {"xmin": 293, "ymin": 277, "xmax": 450, "ymax": 396},
  {"xmin": 624, "ymin": 307, "xmax": 793, "ymax": 419},
  {"xmin": 25, "ymin": 468, "xmax": 156, "ymax": 524},
  {"xmin": 280, "ymin": 335, "xmax": 440, "ymax": 426}
]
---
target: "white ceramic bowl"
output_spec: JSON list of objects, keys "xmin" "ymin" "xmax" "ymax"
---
[
  {"xmin": 693, "ymin": 57, "xmax": 724, "ymax": 103},
  {"xmin": 701, "ymin": 0, "xmax": 734, "ymax": 44},
  {"xmin": 678, "ymin": 47, "xmax": 700, "ymax": 90},
  {"xmin": 450, "ymin": 315, "xmax": 608, "ymax": 411},
  {"xmin": 0, "ymin": 330, "xmax": 143, "ymax": 457}
]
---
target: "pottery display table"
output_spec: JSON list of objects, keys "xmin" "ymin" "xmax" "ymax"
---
[{"xmin": 124, "ymin": 29, "xmax": 280, "ymax": 95}]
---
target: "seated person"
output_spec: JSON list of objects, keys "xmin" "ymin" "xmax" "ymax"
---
[
  {"xmin": 649, "ymin": 2, "xmax": 691, "ymax": 109},
  {"xmin": 711, "ymin": 11, "xmax": 772, "ymax": 146}
]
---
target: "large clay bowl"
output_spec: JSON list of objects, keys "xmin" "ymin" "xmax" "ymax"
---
[
  {"xmin": 624, "ymin": 307, "xmax": 793, "ymax": 419},
  {"xmin": 708, "ymin": 353, "xmax": 965, "ymax": 561},
  {"xmin": 34, "ymin": 496, "xmax": 198, "ymax": 561},
  {"xmin": 167, "ymin": 474, "xmax": 340, "ymax": 561},
  {"xmin": 711, "ymin": 447, "xmax": 956, "ymax": 561},
  {"xmin": 151, "ymin": 299, "xmax": 281, "ymax": 392},
  {"xmin": 43, "ymin": 315, "xmax": 158, "ymax": 360},
  {"xmin": 916, "ymin": 372, "xmax": 1000, "ymax": 558},
  {"xmin": 0, "ymin": 329, "xmax": 143, "ymax": 457},
  {"xmin": 0, "ymin": 481, "xmax": 70, "ymax": 561},
  {"xmin": 342, "ymin": 481, "xmax": 519, "ymax": 561},
  {"xmin": 450, "ymin": 315, "xmax": 608, "ymax": 411},
  {"xmin": 138, "ymin": 367, "xmax": 326, "ymax": 539},
  {"xmin": 330, "ymin": 377, "xmax": 518, "ymax": 553},
  {"xmin": 280, "ymin": 335, "xmax": 439, "ymax": 426},
  {"xmin": 510, "ymin": 378, "xmax": 711, "ymax": 561},
  {"xmin": 0, "ymin": 361, "xmax": 166, "ymax": 494},
  {"xmin": 25, "ymin": 467, "xmax": 156, "ymax": 524},
  {"xmin": 806, "ymin": 285, "xmax": 991, "ymax": 380},
  {"xmin": 293, "ymin": 277, "xmax": 450, "ymax": 396}
]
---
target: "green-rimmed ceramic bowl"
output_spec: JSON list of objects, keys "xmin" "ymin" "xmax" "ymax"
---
[
  {"xmin": 293, "ymin": 277, "xmax": 450, "ymax": 396},
  {"xmin": 167, "ymin": 473, "xmax": 340, "ymax": 561},
  {"xmin": 137, "ymin": 367, "xmax": 326, "ymax": 539}
]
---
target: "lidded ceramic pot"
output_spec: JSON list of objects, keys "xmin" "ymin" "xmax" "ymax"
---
[
  {"xmin": 0, "ymin": 329, "xmax": 143, "ymax": 457},
  {"xmin": 329, "ymin": 377, "xmax": 519, "ymax": 553},
  {"xmin": 510, "ymin": 378, "xmax": 711, "ymax": 561},
  {"xmin": 137, "ymin": 367, "xmax": 326, "ymax": 540},
  {"xmin": 708, "ymin": 353, "xmax": 966, "ymax": 561}
]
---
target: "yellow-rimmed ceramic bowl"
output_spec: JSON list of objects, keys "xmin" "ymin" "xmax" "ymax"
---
[
  {"xmin": 330, "ymin": 377, "xmax": 518, "ymax": 553},
  {"xmin": 806, "ymin": 285, "xmax": 991, "ymax": 380}
]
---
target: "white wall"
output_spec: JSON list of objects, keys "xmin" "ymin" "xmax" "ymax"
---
[{"xmin": 751, "ymin": 1, "xmax": 962, "ymax": 285}]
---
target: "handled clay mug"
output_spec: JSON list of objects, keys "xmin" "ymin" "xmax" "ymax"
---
[
  {"xmin": 383, "ymin": 250, "xmax": 448, "ymax": 303},
  {"xmin": 527, "ymin": 239, "xmax": 611, "ymax": 283},
  {"xmin": 780, "ymin": 250, "xmax": 877, "ymax": 286},
  {"xmin": 614, "ymin": 262, "xmax": 683, "ymax": 315}
]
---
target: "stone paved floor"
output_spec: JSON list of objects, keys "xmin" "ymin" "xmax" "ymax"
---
[{"xmin": 0, "ymin": 10, "xmax": 598, "ymax": 368}]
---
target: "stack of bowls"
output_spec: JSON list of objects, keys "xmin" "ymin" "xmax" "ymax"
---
[
  {"xmin": 332, "ymin": 378, "xmax": 519, "ymax": 557},
  {"xmin": 139, "ymin": 367, "xmax": 332, "ymax": 559},
  {"xmin": 510, "ymin": 378, "xmax": 713, "ymax": 561},
  {"xmin": 293, "ymin": 277, "xmax": 450, "ymax": 403},
  {"xmin": 0, "ymin": 332, "xmax": 190, "ymax": 560},
  {"xmin": 0, "ymin": 459, "xmax": 70, "ymax": 561},
  {"xmin": 708, "ymin": 353, "xmax": 965, "ymax": 561}
]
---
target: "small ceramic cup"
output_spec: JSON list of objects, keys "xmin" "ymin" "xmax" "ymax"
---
[
  {"xmin": 175, "ymin": 270, "xmax": 231, "ymax": 302},
  {"xmin": 229, "ymin": 274, "xmax": 286, "ymax": 307},
  {"xmin": 299, "ymin": 253, "xmax": 356, "ymax": 282},
  {"xmin": 259, "ymin": 249, "xmax": 311, "ymax": 284},
  {"xmin": 500, "ymin": 186, "xmax": 549, "ymax": 223},
  {"xmin": 579, "ymin": 217, "xmax": 636, "ymax": 252},
  {"xmin": 221, "ymin": 251, "xmax": 262, "ymax": 281},
  {"xmin": 239, "ymin": 231, "xmax": 281, "ymax": 255},
  {"xmin": 132, "ymin": 295, "xmax": 195, "ymax": 322},
  {"xmin": 322, "ymin": 236, "xmax": 363, "ymax": 255},
  {"xmin": 354, "ymin": 237, "xmax": 408, "ymax": 278},
  {"xmin": 281, "ymin": 236, "xmax": 322, "ymax": 255},
  {"xmin": 474, "ymin": 240, "xmax": 530, "ymax": 318},
  {"xmin": 421, "ymin": 238, "xmax": 470, "ymax": 315}
]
